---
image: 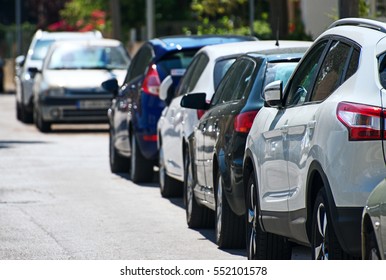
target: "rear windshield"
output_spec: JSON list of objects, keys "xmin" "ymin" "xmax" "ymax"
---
[{"xmin": 157, "ymin": 50, "xmax": 198, "ymax": 77}]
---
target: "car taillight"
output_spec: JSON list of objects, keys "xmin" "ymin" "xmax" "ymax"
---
[
  {"xmin": 337, "ymin": 102, "xmax": 385, "ymax": 141},
  {"xmin": 234, "ymin": 111, "xmax": 259, "ymax": 133},
  {"xmin": 142, "ymin": 64, "xmax": 160, "ymax": 96},
  {"xmin": 143, "ymin": 134, "xmax": 158, "ymax": 142},
  {"xmin": 196, "ymin": 109, "xmax": 206, "ymax": 120}
]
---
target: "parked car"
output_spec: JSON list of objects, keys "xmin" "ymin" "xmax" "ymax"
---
[
  {"xmin": 157, "ymin": 41, "xmax": 266, "ymax": 198},
  {"xmin": 362, "ymin": 178, "xmax": 386, "ymax": 260},
  {"xmin": 102, "ymin": 35, "xmax": 257, "ymax": 183},
  {"xmin": 180, "ymin": 41, "xmax": 311, "ymax": 249},
  {"xmin": 243, "ymin": 18, "xmax": 386, "ymax": 259},
  {"xmin": 32, "ymin": 38, "xmax": 130, "ymax": 132},
  {"xmin": 15, "ymin": 29, "xmax": 103, "ymax": 123}
]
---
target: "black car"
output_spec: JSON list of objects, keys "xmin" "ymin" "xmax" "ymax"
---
[
  {"xmin": 180, "ymin": 41, "xmax": 311, "ymax": 249},
  {"xmin": 102, "ymin": 35, "xmax": 257, "ymax": 183}
]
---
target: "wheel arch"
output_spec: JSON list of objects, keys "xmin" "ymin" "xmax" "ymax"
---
[
  {"xmin": 243, "ymin": 148, "xmax": 256, "ymax": 196},
  {"xmin": 212, "ymin": 153, "xmax": 219, "ymax": 195},
  {"xmin": 361, "ymin": 212, "xmax": 373, "ymax": 254},
  {"xmin": 305, "ymin": 160, "xmax": 335, "ymax": 243}
]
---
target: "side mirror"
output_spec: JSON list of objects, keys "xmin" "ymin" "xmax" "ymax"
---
[
  {"xmin": 263, "ymin": 80, "xmax": 283, "ymax": 108},
  {"xmin": 102, "ymin": 78, "xmax": 119, "ymax": 97},
  {"xmin": 159, "ymin": 75, "xmax": 173, "ymax": 101},
  {"xmin": 15, "ymin": 55, "xmax": 25, "ymax": 67},
  {"xmin": 27, "ymin": 67, "xmax": 41, "ymax": 79},
  {"xmin": 180, "ymin": 92, "xmax": 209, "ymax": 110}
]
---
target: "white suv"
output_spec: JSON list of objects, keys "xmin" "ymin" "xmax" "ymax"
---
[
  {"xmin": 243, "ymin": 18, "xmax": 386, "ymax": 259},
  {"xmin": 15, "ymin": 29, "xmax": 102, "ymax": 123}
]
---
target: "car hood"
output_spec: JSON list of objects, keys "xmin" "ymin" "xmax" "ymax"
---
[{"xmin": 42, "ymin": 69, "xmax": 126, "ymax": 88}]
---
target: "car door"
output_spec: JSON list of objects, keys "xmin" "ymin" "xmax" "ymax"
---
[
  {"xmin": 192, "ymin": 61, "xmax": 237, "ymax": 196},
  {"xmin": 259, "ymin": 40, "xmax": 329, "ymax": 216},
  {"xmin": 201, "ymin": 58, "xmax": 256, "ymax": 204},
  {"xmin": 125, "ymin": 44, "xmax": 153, "ymax": 133},
  {"xmin": 285, "ymin": 40, "xmax": 359, "ymax": 215},
  {"xmin": 163, "ymin": 53, "xmax": 209, "ymax": 179}
]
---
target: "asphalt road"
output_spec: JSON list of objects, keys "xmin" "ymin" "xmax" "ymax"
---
[{"xmin": 0, "ymin": 93, "xmax": 310, "ymax": 260}]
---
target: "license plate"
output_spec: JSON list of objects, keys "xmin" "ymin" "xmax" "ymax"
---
[{"xmin": 78, "ymin": 100, "xmax": 111, "ymax": 109}]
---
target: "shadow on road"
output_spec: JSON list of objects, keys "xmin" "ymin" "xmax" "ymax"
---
[
  {"xmin": 31, "ymin": 123, "xmax": 110, "ymax": 134},
  {"xmin": 114, "ymin": 171, "xmax": 159, "ymax": 189},
  {"xmin": 0, "ymin": 140, "xmax": 48, "ymax": 149},
  {"xmin": 195, "ymin": 228, "xmax": 246, "ymax": 258}
]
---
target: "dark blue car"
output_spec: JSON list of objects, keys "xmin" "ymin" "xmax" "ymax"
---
[{"xmin": 102, "ymin": 35, "xmax": 257, "ymax": 183}]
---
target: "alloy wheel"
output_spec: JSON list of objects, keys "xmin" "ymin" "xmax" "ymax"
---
[
  {"xmin": 247, "ymin": 180, "xmax": 257, "ymax": 259},
  {"xmin": 314, "ymin": 202, "xmax": 328, "ymax": 260},
  {"xmin": 159, "ymin": 145, "xmax": 166, "ymax": 193},
  {"xmin": 185, "ymin": 153, "xmax": 194, "ymax": 221},
  {"xmin": 216, "ymin": 179, "xmax": 223, "ymax": 243}
]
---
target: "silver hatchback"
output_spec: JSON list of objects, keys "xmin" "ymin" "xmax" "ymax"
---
[{"xmin": 32, "ymin": 38, "xmax": 130, "ymax": 132}]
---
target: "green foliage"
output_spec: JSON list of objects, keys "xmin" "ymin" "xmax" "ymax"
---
[
  {"xmin": 59, "ymin": 0, "xmax": 107, "ymax": 32},
  {"xmin": 359, "ymin": 0, "xmax": 371, "ymax": 18},
  {"xmin": 191, "ymin": 0, "xmax": 247, "ymax": 19},
  {"xmin": 0, "ymin": 22, "xmax": 36, "ymax": 57},
  {"xmin": 186, "ymin": 0, "xmax": 271, "ymax": 38}
]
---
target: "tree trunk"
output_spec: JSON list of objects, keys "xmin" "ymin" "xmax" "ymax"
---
[
  {"xmin": 339, "ymin": 0, "xmax": 359, "ymax": 18},
  {"xmin": 269, "ymin": 0, "xmax": 288, "ymax": 40}
]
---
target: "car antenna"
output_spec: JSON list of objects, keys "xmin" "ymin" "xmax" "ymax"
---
[{"xmin": 275, "ymin": 17, "xmax": 280, "ymax": 47}]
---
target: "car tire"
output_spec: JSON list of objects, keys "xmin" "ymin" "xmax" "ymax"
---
[
  {"xmin": 184, "ymin": 145, "xmax": 213, "ymax": 228},
  {"xmin": 130, "ymin": 133, "xmax": 154, "ymax": 183},
  {"xmin": 159, "ymin": 143, "xmax": 182, "ymax": 198},
  {"xmin": 34, "ymin": 106, "xmax": 51, "ymax": 132},
  {"xmin": 16, "ymin": 102, "xmax": 22, "ymax": 121},
  {"xmin": 17, "ymin": 101, "xmax": 33, "ymax": 123},
  {"xmin": 215, "ymin": 170, "xmax": 245, "ymax": 249},
  {"xmin": 311, "ymin": 188, "xmax": 347, "ymax": 260},
  {"xmin": 363, "ymin": 227, "xmax": 381, "ymax": 260},
  {"xmin": 246, "ymin": 173, "xmax": 292, "ymax": 259},
  {"xmin": 109, "ymin": 127, "xmax": 130, "ymax": 173}
]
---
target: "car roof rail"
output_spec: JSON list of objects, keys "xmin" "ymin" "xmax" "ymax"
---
[{"xmin": 328, "ymin": 18, "xmax": 386, "ymax": 33}]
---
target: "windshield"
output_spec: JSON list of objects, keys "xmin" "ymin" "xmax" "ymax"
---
[
  {"xmin": 31, "ymin": 39, "xmax": 55, "ymax": 61},
  {"xmin": 262, "ymin": 61, "xmax": 298, "ymax": 90},
  {"xmin": 47, "ymin": 44, "xmax": 130, "ymax": 70}
]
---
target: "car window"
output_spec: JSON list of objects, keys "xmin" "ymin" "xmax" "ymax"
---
[
  {"xmin": 213, "ymin": 58, "xmax": 236, "ymax": 89},
  {"xmin": 211, "ymin": 58, "xmax": 255, "ymax": 105},
  {"xmin": 311, "ymin": 41, "xmax": 352, "ymax": 102},
  {"xmin": 176, "ymin": 53, "xmax": 209, "ymax": 96},
  {"xmin": 378, "ymin": 52, "xmax": 386, "ymax": 89},
  {"xmin": 344, "ymin": 48, "xmax": 359, "ymax": 82},
  {"xmin": 157, "ymin": 50, "xmax": 197, "ymax": 76},
  {"xmin": 125, "ymin": 45, "xmax": 153, "ymax": 83},
  {"xmin": 285, "ymin": 40, "xmax": 328, "ymax": 106}
]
